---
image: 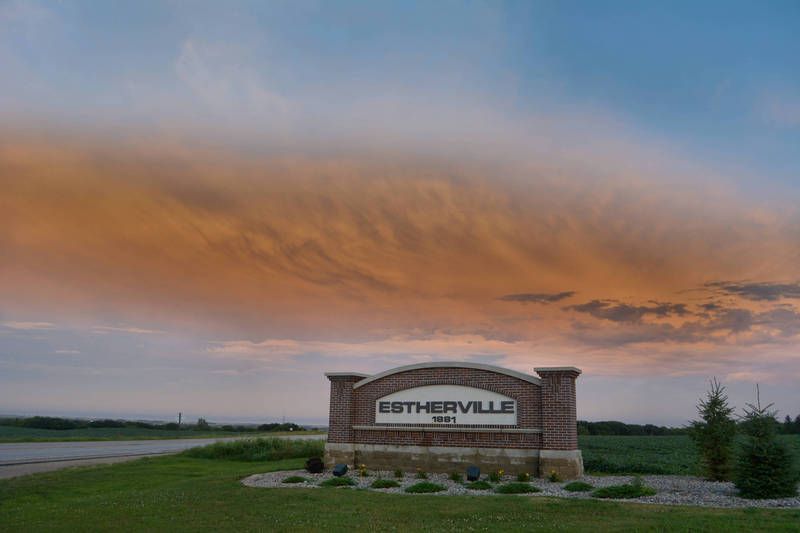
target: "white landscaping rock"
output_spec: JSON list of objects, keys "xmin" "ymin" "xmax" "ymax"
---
[{"xmin": 241, "ymin": 470, "xmax": 800, "ymax": 509}]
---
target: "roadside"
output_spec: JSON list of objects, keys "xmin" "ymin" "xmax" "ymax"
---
[
  {"xmin": 0, "ymin": 454, "xmax": 167, "ymax": 479},
  {"xmin": 0, "ymin": 427, "xmax": 325, "ymax": 443},
  {"xmin": 0, "ymin": 434, "xmax": 326, "ymax": 479}
]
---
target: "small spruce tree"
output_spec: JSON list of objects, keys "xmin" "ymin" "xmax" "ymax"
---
[
  {"xmin": 734, "ymin": 389, "xmax": 799, "ymax": 499},
  {"xmin": 689, "ymin": 378, "xmax": 736, "ymax": 481}
]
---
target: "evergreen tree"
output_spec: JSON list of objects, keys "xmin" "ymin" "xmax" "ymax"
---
[
  {"xmin": 734, "ymin": 390, "xmax": 799, "ymax": 499},
  {"xmin": 689, "ymin": 378, "xmax": 736, "ymax": 481}
]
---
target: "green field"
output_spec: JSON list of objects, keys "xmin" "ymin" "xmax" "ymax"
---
[
  {"xmin": 0, "ymin": 425, "xmax": 323, "ymax": 443},
  {"xmin": 579, "ymin": 435, "xmax": 800, "ymax": 475},
  {"xmin": 2, "ymin": 455, "xmax": 799, "ymax": 532}
]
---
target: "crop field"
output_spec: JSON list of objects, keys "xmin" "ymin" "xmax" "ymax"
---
[
  {"xmin": 0, "ymin": 425, "xmax": 323, "ymax": 443},
  {"xmin": 580, "ymin": 435, "xmax": 800, "ymax": 475}
]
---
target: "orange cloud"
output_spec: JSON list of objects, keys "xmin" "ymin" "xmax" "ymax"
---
[{"xmin": 1, "ymin": 131, "xmax": 799, "ymax": 380}]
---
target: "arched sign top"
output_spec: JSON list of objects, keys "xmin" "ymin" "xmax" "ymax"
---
[{"xmin": 352, "ymin": 361, "xmax": 541, "ymax": 389}]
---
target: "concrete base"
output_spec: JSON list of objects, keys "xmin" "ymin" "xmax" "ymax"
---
[
  {"xmin": 325, "ymin": 443, "xmax": 583, "ymax": 479},
  {"xmin": 538, "ymin": 449, "xmax": 583, "ymax": 479}
]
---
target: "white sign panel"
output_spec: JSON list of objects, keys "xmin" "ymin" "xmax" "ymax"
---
[{"xmin": 375, "ymin": 385, "xmax": 517, "ymax": 426}]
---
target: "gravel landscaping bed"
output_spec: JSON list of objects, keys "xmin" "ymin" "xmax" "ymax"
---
[{"xmin": 242, "ymin": 470, "xmax": 800, "ymax": 509}]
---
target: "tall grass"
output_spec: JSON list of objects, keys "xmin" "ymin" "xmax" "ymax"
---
[{"xmin": 182, "ymin": 438, "xmax": 324, "ymax": 462}]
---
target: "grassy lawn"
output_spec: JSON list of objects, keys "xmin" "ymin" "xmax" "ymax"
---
[
  {"xmin": 0, "ymin": 425, "xmax": 324, "ymax": 443},
  {"xmin": 580, "ymin": 435, "xmax": 800, "ymax": 475},
  {"xmin": 1, "ymin": 455, "xmax": 799, "ymax": 532}
]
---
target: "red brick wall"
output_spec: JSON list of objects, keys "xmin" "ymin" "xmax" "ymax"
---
[
  {"xmin": 537, "ymin": 369, "xmax": 580, "ymax": 450},
  {"xmin": 327, "ymin": 366, "xmax": 579, "ymax": 451},
  {"xmin": 327, "ymin": 374, "xmax": 364, "ymax": 443}
]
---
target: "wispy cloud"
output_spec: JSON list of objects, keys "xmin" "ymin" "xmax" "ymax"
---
[
  {"xmin": 175, "ymin": 39, "xmax": 289, "ymax": 121},
  {"xmin": 499, "ymin": 291, "xmax": 576, "ymax": 304},
  {"xmin": 705, "ymin": 281, "xmax": 800, "ymax": 301},
  {"xmin": 92, "ymin": 326, "xmax": 163, "ymax": 335},
  {"xmin": 2, "ymin": 321, "xmax": 55, "ymax": 330},
  {"xmin": 564, "ymin": 300, "xmax": 689, "ymax": 323}
]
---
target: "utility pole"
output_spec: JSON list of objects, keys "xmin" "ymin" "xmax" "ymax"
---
[{"xmin": 178, "ymin": 412, "xmax": 182, "ymax": 428}]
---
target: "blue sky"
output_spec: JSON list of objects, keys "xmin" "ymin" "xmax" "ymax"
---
[
  {"xmin": 3, "ymin": 1, "xmax": 798, "ymax": 184},
  {"xmin": 1, "ymin": 1, "xmax": 798, "ymax": 424}
]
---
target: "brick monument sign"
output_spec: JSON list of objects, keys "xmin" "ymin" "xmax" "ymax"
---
[{"xmin": 324, "ymin": 362, "xmax": 583, "ymax": 478}]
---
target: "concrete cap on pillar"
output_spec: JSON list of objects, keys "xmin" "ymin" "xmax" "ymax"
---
[
  {"xmin": 324, "ymin": 372, "xmax": 369, "ymax": 382},
  {"xmin": 534, "ymin": 367, "xmax": 582, "ymax": 377}
]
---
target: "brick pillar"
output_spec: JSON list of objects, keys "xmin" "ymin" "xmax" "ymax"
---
[
  {"xmin": 324, "ymin": 372, "xmax": 366, "ymax": 467},
  {"xmin": 535, "ymin": 367, "xmax": 583, "ymax": 478}
]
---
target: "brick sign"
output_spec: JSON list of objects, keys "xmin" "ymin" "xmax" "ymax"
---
[
  {"xmin": 375, "ymin": 384, "xmax": 517, "ymax": 425},
  {"xmin": 324, "ymin": 362, "xmax": 584, "ymax": 479}
]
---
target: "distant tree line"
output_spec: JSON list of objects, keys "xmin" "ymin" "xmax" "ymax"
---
[
  {"xmin": 577, "ymin": 420, "xmax": 688, "ymax": 436},
  {"xmin": 781, "ymin": 415, "xmax": 800, "ymax": 434},
  {"xmin": 578, "ymin": 413, "xmax": 800, "ymax": 437},
  {"xmin": 0, "ymin": 416, "xmax": 307, "ymax": 433}
]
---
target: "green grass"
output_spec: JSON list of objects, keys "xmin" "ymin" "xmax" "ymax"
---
[
  {"xmin": 404, "ymin": 481, "xmax": 446, "ymax": 493},
  {"xmin": 579, "ymin": 434, "xmax": 800, "ymax": 475},
  {"xmin": 563, "ymin": 481, "xmax": 594, "ymax": 492},
  {"xmin": 370, "ymin": 478, "xmax": 400, "ymax": 489},
  {"xmin": 495, "ymin": 482, "xmax": 541, "ymax": 494},
  {"xmin": 1, "ymin": 456, "xmax": 799, "ymax": 531},
  {"xmin": 181, "ymin": 437, "xmax": 324, "ymax": 461},
  {"xmin": 464, "ymin": 480, "xmax": 493, "ymax": 490},
  {"xmin": 0, "ymin": 425, "xmax": 324, "ymax": 443}
]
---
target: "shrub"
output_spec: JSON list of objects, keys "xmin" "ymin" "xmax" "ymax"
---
[
  {"xmin": 282, "ymin": 476, "xmax": 308, "ymax": 484},
  {"xmin": 404, "ymin": 482, "xmax": 446, "ymax": 493},
  {"xmin": 547, "ymin": 470, "xmax": 562, "ymax": 483},
  {"xmin": 563, "ymin": 481, "xmax": 594, "ymax": 492},
  {"xmin": 182, "ymin": 438, "xmax": 324, "ymax": 462},
  {"xmin": 516, "ymin": 472, "xmax": 530, "ymax": 482},
  {"xmin": 415, "ymin": 468, "xmax": 428, "ymax": 480},
  {"xmin": 689, "ymin": 378, "xmax": 737, "ymax": 481},
  {"xmin": 592, "ymin": 478, "xmax": 656, "ymax": 499},
  {"xmin": 735, "ymin": 398, "xmax": 800, "ymax": 499},
  {"xmin": 305, "ymin": 457, "xmax": 324, "ymax": 473},
  {"xmin": 394, "ymin": 469, "xmax": 404, "ymax": 479},
  {"xmin": 449, "ymin": 472, "xmax": 463, "ymax": 483},
  {"xmin": 87, "ymin": 419, "xmax": 126, "ymax": 428},
  {"xmin": 19, "ymin": 416, "xmax": 86, "ymax": 430},
  {"xmin": 465, "ymin": 480, "xmax": 492, "ymax": 490},
  {"xmin": 488, "ymin": 469, "xmax": 504, "ymax": 482},
  {"xmin": 495, "ymin": 482, "xmax": 540, "ymax": 494},
  {"xmin": 320, "ymin": 476, "xmax": 356, "ymax": 487},
  {"xmin": 371, "ymin": 479, "xmax": 400, "ymax": 489}
]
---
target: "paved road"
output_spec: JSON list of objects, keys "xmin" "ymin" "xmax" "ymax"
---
[{"xmin": 0, "ymin": 434, "xmax": 326, "ymax": 479}]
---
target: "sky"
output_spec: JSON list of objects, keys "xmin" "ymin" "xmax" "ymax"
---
[{"xmin": 1, "ymin": 1, "xmax": 799, "ymax": 425}]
